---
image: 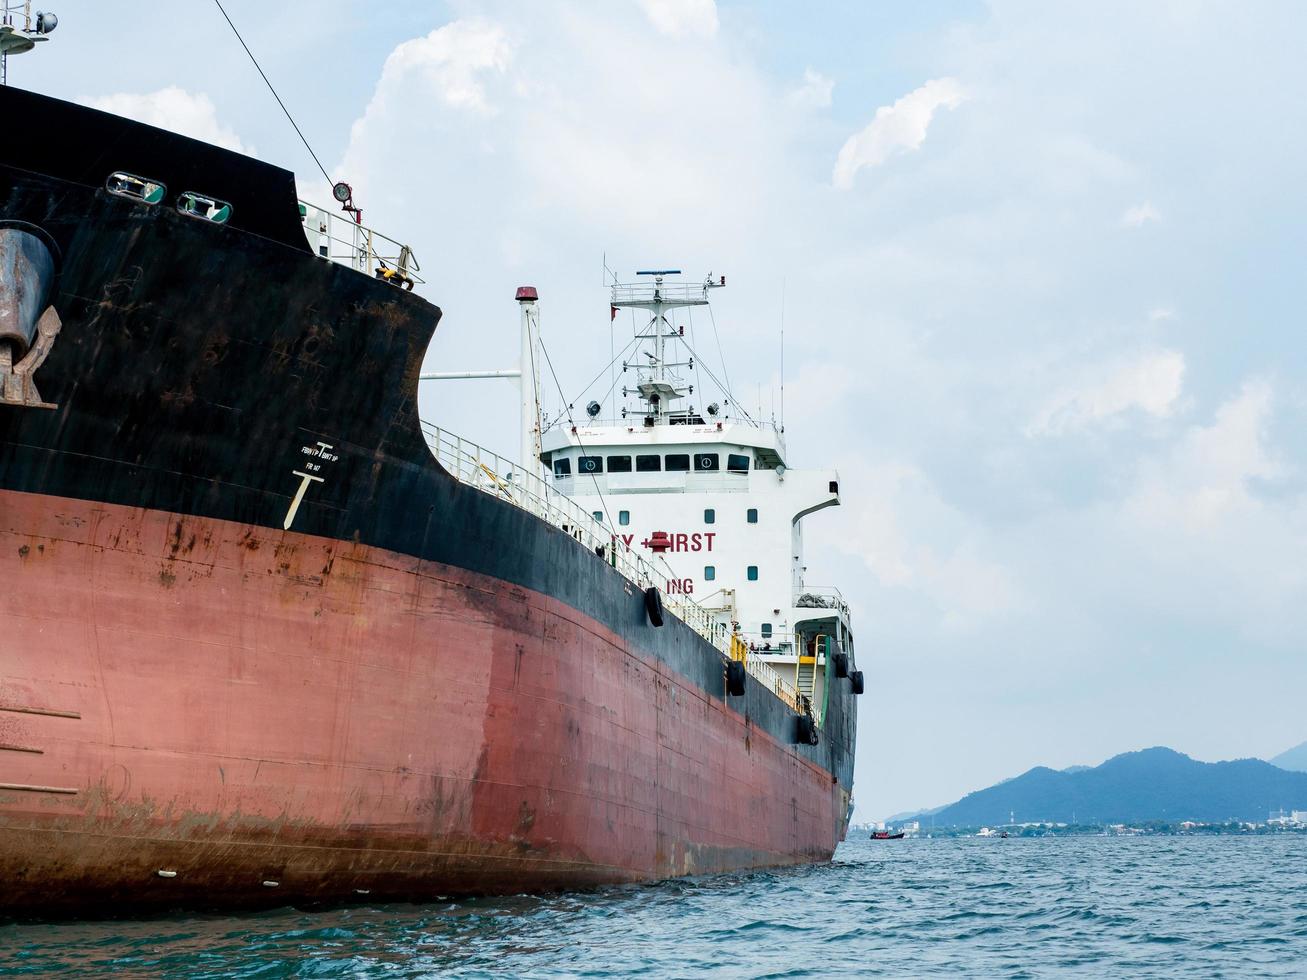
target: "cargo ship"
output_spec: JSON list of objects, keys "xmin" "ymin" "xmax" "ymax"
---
[{"xmin": 0, "ymin": 14, "xmax": 859, "ymax": 918}]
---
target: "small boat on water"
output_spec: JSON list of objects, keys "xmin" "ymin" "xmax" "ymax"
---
[{"xmin": 871, "ymin": 831, "xmax": 905, "ymax": 840}]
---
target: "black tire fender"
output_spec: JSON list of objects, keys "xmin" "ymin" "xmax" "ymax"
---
[
  {"xmin": 794, "ymin": 714, "xmax": 819, "ymax": 746},
  {"xmin": 726, "ymin": 660, "xmax": 746, "ymax": 697},
  {"xmin": 644, "ymin": 586, "xmax": 664, "ymax": 628},
  {"xmin": 833, "ymin": 652, "xmax": 849, "ymax": 679},
  {"xmin": 850, "ymin": 670, "xmax": 865, "ymax": 696}
]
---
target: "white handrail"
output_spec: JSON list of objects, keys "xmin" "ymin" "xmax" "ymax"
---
[
  {"xmin": 300, "ymin": 200, "xmax": 424, "ymax": 285},
  {"xmin": 420, "ymin": 422, "xmax": 807, "ymax": 714}
]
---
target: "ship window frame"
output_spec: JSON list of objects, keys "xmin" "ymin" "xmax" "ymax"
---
[
  {"xmin": 747, "ymin": 508, "xmax": 758, "ymax": 524},
  {"xmin": 578, "ymin": 455, "xmax": 604, "ymax": 475},
  {"xmin": 606, "ymin": 454, "xmax": 633, "ymax": 473},
  {"xmin": 665, "ymin": 453, "xmax": 691, "ymax": 472},
  {"xmin": 727, "ymin": 453, "xmax": 750, "ymax": 473},
  {"xmin": 761, "ymin": 622, "xmax": 773, "ymax": 638},
  {"xmin": 694, "ymin": 452, "xmax": 720, "ymax": 472},
  {"xmin": 704, "ymin": 565, "xmax": 716, "ymax": 581},
  {"xmin": 105, "ymin": 171, "xmax": 167, "ymax": 205},
  {"xmin": 553, "ymin": 457, "xmax": 572, "ymax": 478},
  {"xmin": 636, "ymin": 454, "xmax": 662, "ymax": 472},
  {"xmin": 592, "ymin": 510, "xmax": 604, "ymax": 523},
  {"xmin": 176, "ymin": 190, "xmax": 233, "ymax": 224},
  {"xmin": 704, "ymin": 508, "xmax": 716, "ymax": 525},
  {"xmin": 747, "ymin": 565, "xmax": 759, "ymax": 581},
  {"xmin": 619, "ymin": 510, "xmax": 630, "ymax": 526}
]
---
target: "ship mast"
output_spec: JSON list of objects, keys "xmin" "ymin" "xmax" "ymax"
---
[
  {"xmin": 614, "ymin": 270, "xmax": 722, "ymax": 423},
  {"xmin": 0, "ymin": 3, "xmax": 57, "ymax": 86}
]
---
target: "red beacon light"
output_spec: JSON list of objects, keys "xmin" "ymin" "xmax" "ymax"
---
[{"xmin": 515, "ymin": 286, "xmax": 539, "ymax": 302}]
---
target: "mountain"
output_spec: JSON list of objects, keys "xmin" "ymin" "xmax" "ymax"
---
[
  {"xmin": 1270, "ymin": 740, "xmax": 1307, "ymax": 773},
  {"xmin": 915, "ymin": 747, "xmax": 1307, "ymax": 827}
]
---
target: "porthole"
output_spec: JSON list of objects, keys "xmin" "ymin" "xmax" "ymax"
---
[{"xmin": 105, "ymin": 171, "xmax": 166, "ymax": 205}]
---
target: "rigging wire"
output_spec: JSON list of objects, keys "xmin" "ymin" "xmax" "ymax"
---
[
  {"xmin": 780, "ymin": 278, "xmax": 786, "ymax": 432},
  {"xmin": 685, "ymin": 306, "xmax": 705, "ymax": 415},
  {"xmin": 705, "ymin": 302, "xmax": 736, "ymax": 414},
  {"xmin": 211, "ymin": 0, "xmax": 333, "ymax": 188},
  {"xmin": 545, "ymin": 331, "xmax": 642, "ymax": 428},
  {"xmin": 537, "ymin": 337, "xmax": 620, "ymax": 537}
]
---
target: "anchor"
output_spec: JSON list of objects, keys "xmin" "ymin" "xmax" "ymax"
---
[{"xmin": 0, "ymin": 224, "xmax": 61, "ymax": 409}]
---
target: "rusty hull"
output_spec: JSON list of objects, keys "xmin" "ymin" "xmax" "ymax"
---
[{"xmin": 0, "ymin": 490, "xmax": 841, "ymax": 918}]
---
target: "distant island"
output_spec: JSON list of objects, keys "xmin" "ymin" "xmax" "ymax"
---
[
  {"xmin": 892, "ymin": 746, "xmax": 1307, "ymax": 831},
  {"xmin": 1271, "ymin": 740, "xmax": 1307, "ymax": 773}
]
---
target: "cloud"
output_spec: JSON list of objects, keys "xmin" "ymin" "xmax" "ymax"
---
[
  {"xmin": 1129, "ymin": 379, "xmax": 1283, "ymax": 528},
  {"xmin": 87, "ymin": 87, "xmax": 249, "ymax": 154},
  {"xmin": 786, "ymin": 68, "xmax": 834, "ymax": 109},
  {"xmin": 1028, "ymin": 349, "xmax": 1185, "ymax": 436},
  {"xmin": 832, "ymin": 77, "xmax": 966, "ymax": 190},
  {"xmin": 373, "ymin": 20, "xmax": 513, "ymax": 115},
  {"xmin": 1121, "ymin": 201, "xmax": 1161, "ymax": 227},
  {"xmin": 636, "ymin": 0, "xmax": 718, "ymax": 38},
  {"xmin": 1148, "ymin": 307, "xmax": 1175, "ymax": 322},
  {"xmin": 820, "ymin": 456, "xmax": 1024, "ymax": 631}
]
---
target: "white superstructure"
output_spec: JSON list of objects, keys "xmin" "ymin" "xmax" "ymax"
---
[{"xmin": 539, "ymin": 271, "xmax": 856, "ymax": 710}]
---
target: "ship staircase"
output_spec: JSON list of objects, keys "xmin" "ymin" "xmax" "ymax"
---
[{"xmin": 795, "ymin": 658, "xmax": 817, "ymax": 705}]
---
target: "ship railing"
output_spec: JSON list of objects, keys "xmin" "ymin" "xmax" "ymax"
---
[
  {"xmin": 299, "ymin": 201, "xmax": 424, "ymax": 286},
  {"xmin": 746, "ymin": 657, "xmax": 803, "ymax": 714},
  {"xmin": 421, "ymin": 423, "xmax": 807, "ymax": 715},
  {"xmin": 794, "ymin": 586, "xmax": 851, "ymax": 618},
  {"xmin": 610, "ymin": 282, "xmax": 712, "ymax": 306}
]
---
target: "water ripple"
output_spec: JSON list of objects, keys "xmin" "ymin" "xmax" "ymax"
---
[{"xmin": 1, "ymin": 837, "xmax": 1305, "ymax": 977}]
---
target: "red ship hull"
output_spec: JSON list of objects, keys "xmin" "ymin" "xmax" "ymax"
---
[{"xmin": 0, "ymin": 490, "xmax": 841, "ymax": 916}]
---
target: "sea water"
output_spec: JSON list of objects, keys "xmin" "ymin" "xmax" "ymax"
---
[{"xmin": 1, "ymin": 835, "xmax": 1304, "ymax": 977}]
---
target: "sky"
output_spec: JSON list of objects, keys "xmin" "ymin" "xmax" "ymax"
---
[{"xmin": 13, "ymin": 0, "xmax": 1307, "ymax": 819}]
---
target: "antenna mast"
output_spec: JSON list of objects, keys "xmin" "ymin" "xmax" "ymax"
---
[
  {"xmin": 613, "ymin": 270, "xmax": 722, "ymax": 423},
  {"xmin": 0, "ymin": 3, "xmax": 58, "ymax": 86}
]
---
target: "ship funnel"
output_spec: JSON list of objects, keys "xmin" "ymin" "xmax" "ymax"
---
[{"xmin": 0, "ymin": 226, "xmax": 55, "ymax": 360}]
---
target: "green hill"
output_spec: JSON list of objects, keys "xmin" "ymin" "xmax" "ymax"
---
[{"xmin": 916, "ymin": 747, "xmax": 1307, "ymax": 827}]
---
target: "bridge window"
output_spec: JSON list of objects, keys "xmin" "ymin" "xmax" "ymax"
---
[
  {"xmin": 619, "ymin": 510, "xmax": 630, "ymax": 526},
  {"xmin": 105, "ymin": 172, "xmax": 166, "ymax": 204},
  {"xmin": 727, "ymin": 453, "xmax": 750, "ymax": 473},
  {"xmin": 704, "ymin": 566, "xmax": 716, "ymax": 581},
  {"xmin": 761, "ymin": 622, "xmax": 773, "ymax": 638},
  {"xmin": 607, "ymin": 455, "xmax": 632, "ymax": 473},
  {"xmin": 636, "ymin": 454, "xmax": 662, "ymax": 472},
  {"xmin": 177, "ymin": 191, "xmax": 233, "ymax": 224},
  {"xmin": 694, "ymin": 452, "xmax": 720, "ymax": 472},
  {"xmin": 747, "ymin": 566, "xmax": 759, "ymax": 581},
  {"xmin": 578, "ymin": 455, "xmax": 603, "ymax": 474},
  {"xmin": 665, "ymin": 454, "xmax": 690, "ymax": 472},
  {"xmin": 553, "ymin": 458, "xmax": 571, "ymax": 478},
  {"xmin": 704, "ymin": 509, "xmax": 715, "ymax": 524},
  {"xmin": 747, "ymin": 508, "xmax": 758, "ymax": 524},
  {"xmin": 592, "ymin": 511, "xmax": 603, "ymax": 523}
]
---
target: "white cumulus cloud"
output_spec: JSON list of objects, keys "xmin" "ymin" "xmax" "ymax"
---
[
  {"xmin": 375, "ymin": 20, "xmax": 514, "ymax": 115},
  {"xmin": 832, "ymin": 77, "xmax": 966, "ymax": 190},
  {"xmin": 1028, "ymin": 349, "xmax": 1186, "ymax": 436},
  {"xmin": 1128, "ymin": 379, "xmax": 1283, "ymax": 529},
  {"xmin": 1122, "ymin": 201, "xmax": 1161, "ymax": 227},
  {"xmin": 88, "ymin": 87, "xmax": 249, "ymax": 154},
  {"xmin": 636, "ymin": 0, "xmax": 718, "ymax": 38},
  {"xmin": 786, "ymin": 68, "xmax": 834, "ymax": 109}
]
